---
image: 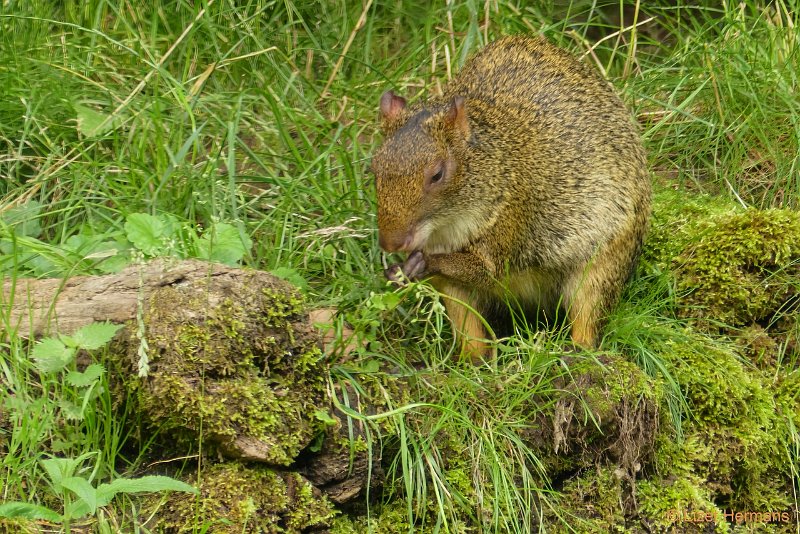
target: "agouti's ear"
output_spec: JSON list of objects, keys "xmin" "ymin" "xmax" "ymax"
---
[
  {"xmin": 379, "ymin": 91, "xmax": 407, "ymax": 122},
  {"xmin": 444, "ymin": 96, "xmax": 469, "ymax": 138}
]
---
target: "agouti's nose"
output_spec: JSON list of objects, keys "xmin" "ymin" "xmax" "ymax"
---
[{"xmin": 379, "ymin": 231, "xmax": 411, "ymax": 252}]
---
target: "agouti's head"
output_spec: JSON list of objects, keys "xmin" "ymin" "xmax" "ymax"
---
[{"xmin": 371, "ymin": 90, "xmax": 472, "ymax": 255}]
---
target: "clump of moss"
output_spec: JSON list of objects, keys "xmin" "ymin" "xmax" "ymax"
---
[
  {"xmin": 536, "ymin": 353, "xmax": 661, "ymax": 479},
  {"xmin": 672, "ymin": 208, "xmax": 800, "ymax": 328},
  {"xmin": 344, "ymin": 351, "xmax": 661, "ymax": 532},
  {"xmin": 548, "ymin": 467, "xmax": 631, "ymax": 534},
  {"xmin": 646, "ymin": 334, "xmax": 796, "ymax": 520},
  {"xmin": 329, "ymin": 500, "xmax": 446, "ymax": 534},
  {"xmin": 0, "ymin": 519, "xmax": 39, "ymax": 533},
  {"xmin": 150, "ymin": 462, "xmax": 335, "ymax": 533},
  {"xmin": 636, "ymin": 476, "xmax": 729, "ymax": 534},
  {"xmin": 120, "ymin": 271, "xmax": 328, "ymax": 464},
  {"xmin": 643, "ymin": 188, "xmax": 736, "ymax": 269}
]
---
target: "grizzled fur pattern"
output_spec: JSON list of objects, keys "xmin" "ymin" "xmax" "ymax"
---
[{"xmin": 371, "ymin": 35, "xmax": 651, "ymax": 358}]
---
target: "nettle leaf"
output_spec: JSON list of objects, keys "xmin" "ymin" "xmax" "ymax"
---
[
  {"xmin": 95, "ymin": 476, "xmax": 197, "ymax": 506},
  {"xmin": 31, "ymin": 338, "xmax": 76, "ymax": 373},
  {"xmin": 71, "ymin": 322, "xmax": 123, "ymax": 350},
  {"xmin": 125, "ymin": 213, "xmax": 166, "ymax": 256},
  {"xmin": 66, "ymin": 363, "xmax": 105, "ymax": 388},
  {"xmin": 197, "ymin": 222, "xmax": 251, "ymax": 265},
  {"xmin": 0, "ymin": 502, "xmax": 62, "ymax": 522}
]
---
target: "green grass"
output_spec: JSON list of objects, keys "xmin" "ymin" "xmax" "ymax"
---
[{"xmin": 1, "ymin": 0, "xmax": 799, "ymax": 532}]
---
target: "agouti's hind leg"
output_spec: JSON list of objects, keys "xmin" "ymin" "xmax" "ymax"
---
[
  {"xmin": 563, "ymin": 239, "xmax": 630, "ymax": 349},
  {"xmin": 563, "ymin": 272, "xmax": 604, "ymax": 348},
  {"xmin": 438, "ymin": 283, "xmax": 491, "ymax": 362}
]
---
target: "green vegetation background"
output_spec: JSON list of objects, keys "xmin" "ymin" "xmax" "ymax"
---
[{"xmin": 1, "ymin": 1, "xmax": 799, "ymax": 532}]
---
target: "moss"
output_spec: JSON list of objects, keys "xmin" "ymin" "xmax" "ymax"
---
[
  {"xmin": 637, "ymin": 476, "xmax": 730, "ymax": 533},
  {"xmin": 328, "ymin": 500, "xmax": 449, "ymax": 534},
  {"xmin": 548, "ymin": 467, "xmax": 632, "ymax": 534},
  {"xmin": 0, "ymin": 519, "xmax": 39, "ymax": 533},
  {"xmin": 672, "ymin": 208, "xmax": 800, "ymax": 328},
  {"xmin": 118, "ymin": 271, "xmax": 328, "ymax": 464},
  {"xmin": 643, "ymin": 188, "xmax": 800, "ymax": 334},
  {"xmin": 150, "ymin": 462, "xmax": 335, "ymax": 533},
  {"xmin": 537, "ymin": 353, "xmax": 661, "ymax": 478},
  {"xmin": 648, "ymin": 334, "xmax": 796, "ymax": 517},
  {"xmin": 643, "ymin": 188, "xmax": 737, "ymax": 269}
]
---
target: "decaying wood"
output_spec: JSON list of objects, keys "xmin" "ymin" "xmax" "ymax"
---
[
  {"xmin": 1, "ymin": 259, "xmax": 383, "ymax": 508},
  {"xmin": 2, "ymin": 259, "xmax": 231, "ymax": 338}
]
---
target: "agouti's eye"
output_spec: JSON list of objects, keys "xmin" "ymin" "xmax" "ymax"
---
[{"xmin": 430, "ymin": 170, "xmax": 443, "ymax": 184}]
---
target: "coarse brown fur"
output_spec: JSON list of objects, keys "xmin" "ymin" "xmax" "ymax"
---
[{"xmin": 371, "ymin": 35, "xmax": 651, "ymax": 359}]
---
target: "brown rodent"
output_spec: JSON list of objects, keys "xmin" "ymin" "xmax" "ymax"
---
[{"xmin": 370, "ymin": 35, "xmax": 651, "ymax": 358}]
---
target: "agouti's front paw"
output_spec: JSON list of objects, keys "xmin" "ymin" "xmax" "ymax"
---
[{"xmin": 385, "ymin": 251, "xmax": 427, "ymax": 284}]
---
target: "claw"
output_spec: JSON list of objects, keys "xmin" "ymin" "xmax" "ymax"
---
[
  {"xmin": 403, "ymin": 250, "xmax": 426, "ymax": 280},
  {"xmin": 384, "ymin": 251, "xmax": 427, "ymax": 285}
]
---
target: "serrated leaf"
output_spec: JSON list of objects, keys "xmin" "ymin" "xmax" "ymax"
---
[
  {"xmin": 95, "ymin": 476, "xmax": 197, "ymax": 506},
  {"xmin": 124, "ymin": 213, "xmax": 165, "ymax": 256},
  {"xmin": 59, "ymin": 399, "xmax": 85, "ymax": 421},
  {"xmin": 74, "ymin": 103, "xmax": 117, "ymax": 137},
  {"xmin": 197, "ymin": 222, "xmax": 251, "ymax": 265},
  {"xmin": 0, "ymin": 502, "xmax": 62, "ymax": 522},
  {"xmin": 72, "ymin": 322, "xmax": 123, "ymax": 350},
  {"xmin": 31, "ymin": 338, "xmax": 75, "ymax": 373},
  {"xmin": 66, "ymin": 363, "xmax": 105, "ymax": 387},
  {"xmin": 61, "ymin": 477, "xmax": 97, "ymax": 515}
]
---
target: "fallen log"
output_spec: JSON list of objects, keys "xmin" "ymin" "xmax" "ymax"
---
[{"xmin": 1, "ymin": 259, "xmax": 383, "ymax": 511}]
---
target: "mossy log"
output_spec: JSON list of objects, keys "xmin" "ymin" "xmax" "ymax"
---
[{"xmin": 2, "ymin": 259, "xmax": 381, "ymax": 509}]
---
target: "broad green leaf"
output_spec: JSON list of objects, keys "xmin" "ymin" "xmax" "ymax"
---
[
  {"xmin": 74, "ymin": 103, "xmax": 117, "ymax": 137},
  {"xmin": 41, "ymin": 457, "xmax": 79, "ymax": 490},
  {"xmin": 0, "ymin": 200, "xmax": 43, "ymax": 238},
  {"xmin": 61, "ymin": 477, "xmax": 97, "ymax": 515},
  {"xmin": 65, "ymin": 500, "xmax": 91, "ymax": 521},
  {"xmin": 356, "ymin": 359, "xmax": 381, "ymax": 373},
  {"xmin": 271, "ymin": 266, "xmax": 309, "ymax": 291},
  {"xmin": 197, "ymin": 222, "xmax": 251, "ymax": 265},
  {"xmin": 66, "ymin": 364, "xmax": 105, "ymax": 387},
  {"xmin": 0, "ymin": 502, "xmax": 61, "ymax": 522},
  {"xmin": 71, "ymin": 322, "xmax": 123, "ymax": 350},
  {"xmin": 31, "ymin": 338, "xmax": 75, "ymax": 373},
  {"xmin": 124, "ymin": 213, "xmax": 165, "ymax": 256},
  {"xmin": 96, "ymin": 253, "xmax": 130, "ymax": 274},
  {"xmin": 95, "ymin": 476, "xmax": 197, "ymax": 506}
]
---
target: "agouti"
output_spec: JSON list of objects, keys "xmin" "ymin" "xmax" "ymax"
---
[{"xmin": 371, "ymin": 35, "xmax": 651, "ymax": 358}]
